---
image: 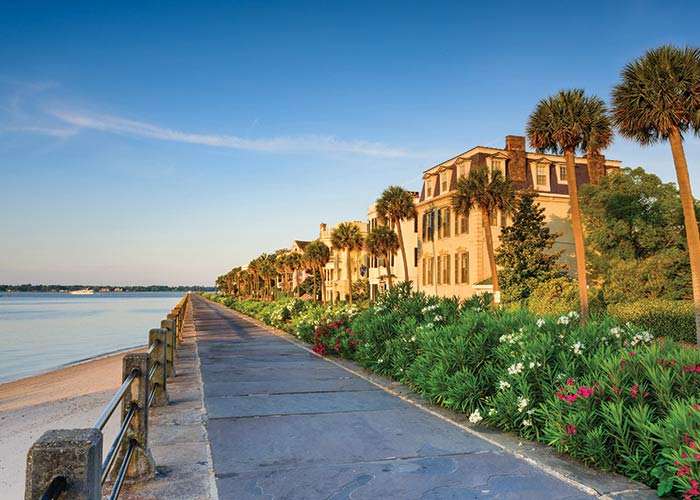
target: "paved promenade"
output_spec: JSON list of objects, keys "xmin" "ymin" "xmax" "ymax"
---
[{"xmin": 191, "ymin": 294, "xmax": 626, "ymax": 500}]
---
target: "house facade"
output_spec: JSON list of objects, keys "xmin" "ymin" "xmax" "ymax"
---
[
  {"xmin": 319, "ymin": 221, "xmax": 369, "ymax": 303},
  {"xmin": 416, "ymin": 135, "xmax": 621, "ymax": 299},
  {"xmin": 366, "ymin": 195, "xmax": 420, "ymax": 300}
]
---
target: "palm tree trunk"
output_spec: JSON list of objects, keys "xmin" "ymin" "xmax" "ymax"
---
[
  {"xmin": 481, "ymin": 208, "xmax": 499, "ymax": 303},
  {"xmin": 395, "ymin": 218, "xmax": 410, "ymax": 282},
  {"xmin": 320, "ymin": 265, "xmax": 326, "ymax": 304},
  {"xmin": 347, "ymin": 248, "xmax": 353, "ymax": 305},
  {"xmin": 669, "ymin": 127, "xmax": 700, "ymax": 348},
  {"xmin": 565, "ymin": 149, "xmax": 589, "ymax": 324},
  {"xmin": 385, "ymin": 252, "xmax": 393, "ymax": 289}
]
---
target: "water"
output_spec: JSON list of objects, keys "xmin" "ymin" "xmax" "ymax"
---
[{"xmin": 0, "ymin": 292, "xmax": 185, "ymax": 383}]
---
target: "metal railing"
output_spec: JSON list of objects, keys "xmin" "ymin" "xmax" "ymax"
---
[{"xmin": 25, "ymin": 293, "xmax": 191, "ymax": 500}]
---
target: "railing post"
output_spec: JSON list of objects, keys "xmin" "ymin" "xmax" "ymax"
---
[
  {"xmin": 160, "ymin": 319, "xmax": 176, "ymax": 377},
  {"xmin": 166, "ymin": 312, "xmax": 180, "ymax": 347},
  {"xmin": 148, "ymin": 329, "xmax": 169, "ymax": 406},
  {"xmin": 25, "ymin": 428, "xmax": 102, "ymax": 500},
  {"xmin": 113, "ymin": 353, "xmax": 155, "ymax": 482}
]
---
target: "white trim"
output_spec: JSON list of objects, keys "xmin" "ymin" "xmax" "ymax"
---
[{"xmin": 555, "ymin": 163, "xmax": 568, "ymax": 184}]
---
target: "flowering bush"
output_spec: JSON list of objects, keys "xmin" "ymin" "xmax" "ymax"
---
[{"xmin": 309, "ymin": 315, "xmax": 357, "ymax": 357}]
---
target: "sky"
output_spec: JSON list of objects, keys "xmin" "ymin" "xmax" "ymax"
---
[{"xmin": 2, "ymin": 0, "xmax": 700, "ymax": 286}]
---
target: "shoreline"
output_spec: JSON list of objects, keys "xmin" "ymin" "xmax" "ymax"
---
[{"xmin": 0, "ymin": 343, "xmax": 146, "ymax": 387}]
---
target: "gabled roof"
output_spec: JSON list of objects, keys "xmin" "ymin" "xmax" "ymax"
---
[{"xmin": 293, "ymin": 240, "xmax": 311, "ymax": 250}]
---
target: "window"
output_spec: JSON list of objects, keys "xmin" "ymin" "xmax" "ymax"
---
[
  {"xmin": 414, "ymin": 216, "xmax": 418, "ymax": 233},
  {"xmin": 437, "ymin": 256, "xmax": 442, "ymax": 285},
  {"xmin": 441, "ymin": 172, "xmax": 449, "ymax": 193},
  {"xmin": 491, "ymin": 159, "xmax": 504, "ymax": 177},
  {"xmin": 414, "ymin": 247, "xmax": 418, "ymax": 267},
  {"xmin": 426, "ymin": 179, "xmax": 433, "ymax": 198},
  {"xmin": 422, "ymin": 211, "xmax": 435, "ymax": 241},
  {"xmin": 559, "ymin": 165, "xmax": 568, "ymax": 182},
  {"xmin": 536, "ymin": 164, "xmax": 548, "ymax": 186},
  {"xmin": 457, "ymin": 163, "xmax": 468, "ymax": 179},
  {"xmin": 455, "ymin": 213, "xmax": 469, "ymax": 235},
  {"xmin": 460, "ymin": 252, "xmax": 469, "ymax": 284},
  {"xmin": 500, "ymin": 210, "xmax": 507, "ymax": 227},
  {"xmin": 437, "ymin": 207, "xmax": 451, "ymax": 239},
  {"xmin": 423, "ymin": 257, "xmax": 434, "ymax": 285},
  {"xmin": 442, "ymin": 255, "xmax": 450, "ymax": 285}
]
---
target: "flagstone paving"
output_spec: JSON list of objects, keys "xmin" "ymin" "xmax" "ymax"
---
[{"xmin": 190, "ymin": 295, "xmax": 655, "ymax": 500}]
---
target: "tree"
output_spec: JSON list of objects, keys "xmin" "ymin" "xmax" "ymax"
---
[
  {"xmin": 452, "ymin": 167, "xmax": 514, "ymax": 303},
  {"xmin": 611, "ymin": 45, "xmax": 700, "ymax": 347},
  {"xmin": 579, "ymin": 167, "xmax": 694, "ymax": 302},
  {"xmin": 365, "ymin": 225, "xmax": 400, "ymax": 289},
  {"xmin": 330, "ymin": 222, "xmax": 364, "ymax": 305},
  {"xmin": 304, "ymin": 239, "xmax": 330, "ymax": 302},
  {"xmin": 495, "ymin": 192, "xmax": 566, "ymax": 302},
  {"xmin": 376, "ymin": 186, "xmax": 417, "ymax": 282},
  {"xmin": 526, "ymin": 89, "xmax": 613, "ymax": 323}
]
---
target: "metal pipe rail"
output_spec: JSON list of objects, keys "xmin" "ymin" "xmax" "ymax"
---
[{"xmin": 26, "ymin": 293, "xmax": 191, "ymax": 500}]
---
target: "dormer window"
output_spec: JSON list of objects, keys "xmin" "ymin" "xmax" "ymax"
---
[
  {"xmin": 488, "ymin": 155, "xmax": 507, "ymax": 179},
  {"xmin": 426, "ymin": 178, "xmax": 433, "ymax": 198},
  {"xmin": 536, "ymin": 164, "xmax": 548, "ymax": 186},
  {"xmin": 440, "ymin": 171, "xmax": 449, "ymax": 193},
  {"xmin": 556, "ymin": 164, "xmax": 568, "ymax": 183},
  {"xmin": 456, "ymin": 159, "xmax": 470, "ymax": 179}
]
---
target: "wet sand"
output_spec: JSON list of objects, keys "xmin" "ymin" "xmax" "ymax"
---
[{"xmin": 0, "ymin": 348, "xmax": 144, "ymax": 499}]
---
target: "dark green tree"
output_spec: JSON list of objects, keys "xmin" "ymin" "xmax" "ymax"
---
[
  {"xmin": 495, "ymin": 192, "xmax": 566, "ymax": 303},
  {"xmin": 579, "ymin": 166, "xmax": 695, "ymax": 302}
]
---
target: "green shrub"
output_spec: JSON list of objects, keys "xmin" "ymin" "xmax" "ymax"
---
[
  {"xmin": 608, "ymin": 299, "xmax": 695, "ymax": 344},
  {"xmin": 528, "ymin": 277, "xmax": 580, "ymax": 316}
]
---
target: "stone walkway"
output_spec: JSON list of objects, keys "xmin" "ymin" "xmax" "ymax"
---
[{"xmin": 190, "ymin": 295, "xmax": 648, "ymax": 500}]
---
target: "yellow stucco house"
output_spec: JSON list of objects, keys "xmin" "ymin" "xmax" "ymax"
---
[{"xmin": 416, "ymin": 135, "xmax": 621, "ymax": 299}]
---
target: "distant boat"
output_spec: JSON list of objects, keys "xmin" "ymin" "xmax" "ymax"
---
[{"xmin": 69, "ymin": 289, "xmax": 94, "ymax": 295}]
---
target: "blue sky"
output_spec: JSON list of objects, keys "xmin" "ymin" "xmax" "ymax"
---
[{"xmin": 2, "ymin": 0, "xmax": 700, "ymax": 286}]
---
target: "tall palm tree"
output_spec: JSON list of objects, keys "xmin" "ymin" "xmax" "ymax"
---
[
  {"xmin": 376, "ymin": 186, "xmax": 417, "ymax": 282},
  {"xmin": 288, "ymin": 252, "xmax": 303, "ymax": 296},
  {"xmin": 366, "ymin": 225, "xmax": 400, "ymax": 289},
  {"xmin": 526, "ymin": 89, "xmax": 613, "ymax": 323},
  {"xmin": 247, "ymin": 257, "xmax": 261, "ymax": 298},
  {"xmin": 304, "ymin": 239, "xmax": 330, "ymax": 302},
  {"xmin": 452, "ymin": 167, "xmax": 514, "ymax": 303},
  {"xmin": 612, "ymin": 45, "xmax": 700, "ymax": 347},
  {"xmin": 275, "ymin": 251, "xmax": 291, "ymax": 293},
  {"xmin": 330, "ymin": 222, "xmax": 365, "ymax": 305}
]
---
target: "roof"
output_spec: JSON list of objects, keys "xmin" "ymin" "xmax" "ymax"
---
[{"xmin": 293, "ymin": 240, "xmax": 311, "ymax": 250}]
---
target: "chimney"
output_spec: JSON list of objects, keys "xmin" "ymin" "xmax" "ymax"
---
[
  {"xmin": 505, "ymin": 135, "xmax": 527, "ymax": 183},
  {"xmin": 319, "ymin": 223, "xmax": 327, "ymax": 238},
  {"xmin": 505, "ymin": 135, "xmax": 526, "ymax": 151}
]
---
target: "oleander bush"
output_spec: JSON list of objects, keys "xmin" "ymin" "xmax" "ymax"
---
[
  {"xmin": 207, "ymin": 288, "xmax": 700, "ymax": 498},
  {"xmin": 609, "ymin": 299, "xmax": 696, "ymax": 344}
]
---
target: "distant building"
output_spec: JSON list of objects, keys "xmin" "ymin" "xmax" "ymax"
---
[
  {"xmin": 289, "ymin": 240, "xmax": 311, "ymax": 290},
  {"xmin": 319, "ymin": 221, "xmax": 368, "ymax": 303},
  {"xmin": 416, "ymin": 135, "xmax": 621, "ymax": 298},
  {"xmin": 366, "ymin": 194, "xmax": 419, "ymax": 300}
]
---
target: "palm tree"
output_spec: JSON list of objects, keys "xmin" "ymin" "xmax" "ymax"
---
[
  {"xmin": 330, "ymin": 222, "xmax": 365, "ymax": 305},
  {"xmin": 288, "ymin": 252, "xmax": 303, "ymax": 296},
  {"xmin": 526, "ymin": 89, "xmax": 613, "ymax": 323},
  {"xmin": 611, "ymin": 45, "xmax": 700, "ymax": 347},
  {"xmin": 376, "ymin": 186, "xmax": 417, "ymax": 282},
  {"xmin": 452, "ymin": 167, "xmax": 514, "ymax": 303},
  {"xmin": 366, "ymin": 225, "xmax": 400, "ymax": 289},
  {"xmin": 304, "ymin": 239, "xmax": 330, "ymax": 302},
  {"xmin": 275, "ymin": 251, "xmax": 291, "ymax": 293}
]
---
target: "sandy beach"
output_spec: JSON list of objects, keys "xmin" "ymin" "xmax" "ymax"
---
[{"xmin": 0, "ymin": 348, "xmax": 144, "ymax": 499}]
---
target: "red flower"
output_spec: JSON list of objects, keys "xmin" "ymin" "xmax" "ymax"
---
[
  {"xmin": 566, "ymin": 424, "xmax": 577, "ymax": 435},
  {"xmin": 631, "ymin": 386, "xmax": 638, "ymax": 398}
]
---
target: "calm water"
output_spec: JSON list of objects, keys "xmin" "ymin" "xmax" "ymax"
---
[{"xmin": 0, "ymin": 292, "xmax": 185, "ymax": 383}]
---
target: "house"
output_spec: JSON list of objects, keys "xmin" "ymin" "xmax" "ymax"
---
[
  {"xmin": 366, "ymin": 194, "xmax": 420, "ymax": 300},
  {"xmin": 319, "ymin": 221, "xmax": 368, "ymax": 303},
  {"xmin": 416, "ymin": 135, "xmax": 621, "ymax": 299}
]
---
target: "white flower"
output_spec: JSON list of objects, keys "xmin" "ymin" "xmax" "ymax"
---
[
  {"xmin": 488, "ymin": 408, "xmax": 497, "ymax": 416},
  {"xmin": 568, "ymin": 311, "xmax": 580, "ymax": 319},
  {"xmin": 499, "ymin": 380, "xmax": 511, "ymax": 390},
  {"xmin": 571, "ymin": 342, "xmax": 584, "ymax": 355},
  {"xmin": 468, "ymin": 409, "xmax": 483, "ymax": 424},
  {"xmin": 508, "ymin": 362, "xmax": 524, "ymax": 375},
  {"xmin": 528, "ymin": 361, "xmax": 541, "ymax": 369},
  {"xmin": 410, "ymin": 336, "xmax": 416, "ymax": 342},
  {"xmin": 517, "ymin": 397, "xmax": 529, "ymax": 412},
  {"xmin": 377, "ymin": 358, "xmax": 384, "ymax": 364},
  {"xmin": 522, "ymin": 419, "xmax": 532, "ymax": 427},
  {"xmin": 557, "ymin": 315, "xmax": 570, "ymax": 325},
  {"xmin": 610, "ymin": 327, "xmax": 621, "ymax": 338},
  {"xmin": 536, "ymin": 318, "xmax": 546, "ymax": 328},
  {"xmin": 434, "ymin": 315, "xmax": 444, "ymax": 322}
]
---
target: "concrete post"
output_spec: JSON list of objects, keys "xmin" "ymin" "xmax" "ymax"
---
[
  {"xmin": 25, "ymin": 428, "xmax": 102, "ymax": 500},
  {"xmin": 113, "ymin": 353, "xmax": 155, "ymax": 482},
  {"xmin": 167, "ymin": 312, "xmax": 180, "ymax": 346},
  {"xmin": 148, "ymin": 329, "xmax": 169, "ymax": 406},
  {"xmin": 160, "ymin": 319, "xmax": 176, "ymax": 377}
]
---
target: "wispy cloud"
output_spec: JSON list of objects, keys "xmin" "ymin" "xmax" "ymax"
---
[
  {"xmin": 48, "ymin": 108, "xmax": 411, "ymax": 158},
  {"xmin": 2, "ymin": 125, "xmax": 77, "ymax": 137}
]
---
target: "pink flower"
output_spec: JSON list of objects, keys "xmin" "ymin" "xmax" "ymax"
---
[
  {"xmin": 629, "ymin": 351, "xmax": 635, "ymax": 356},
  {"xmin": 566, "ymin": 378, "xmax": 575, "ymax": 386},
  {"xmin": 566, "ymin": 424, "xmax": 577, "ymax": 435},
  {"xmin": 631, "ymin": 386, "xmax": 639, "ymax": 398}
]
